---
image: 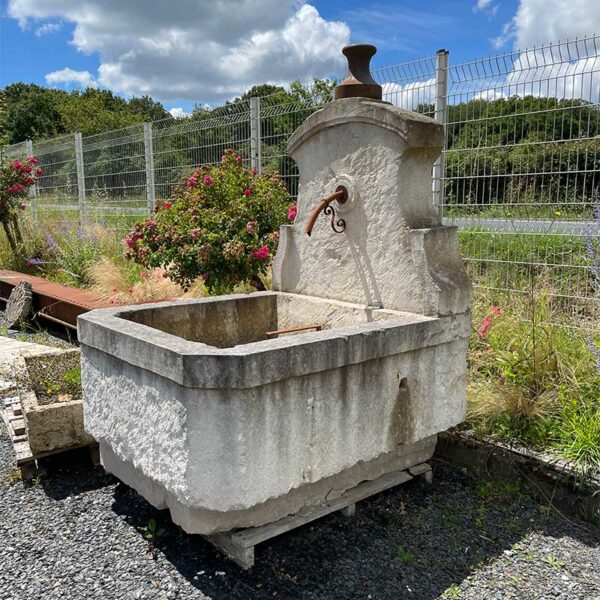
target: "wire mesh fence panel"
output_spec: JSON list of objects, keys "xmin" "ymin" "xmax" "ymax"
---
[
  {"xmin": 151, "ymin": 101, "xmax": 252, "ymax": 201},
  {"xmin": 3, "ymin": 141, "xmax": 28, "ymax": 160},
  {"xmin": 2, "ymin": 37, "xmax": 598, "ymax": 329},
  {"xmin": 444, "ymin": 36, "xmax": 600, "ymax": 330},
  {"xmin": 31, "ymin": 134, "xmax": 78, "ymax": 224},
  {"xmin": 259, "ymin": 86, "xmax": 334, "ymax": 198},
  {"xmin": 374, "ymin": 55, "xmax": 438, "ymax": 117},
  {"xmin": 81, "ymin": 124, "xmax": 147, "ymax": 227}
]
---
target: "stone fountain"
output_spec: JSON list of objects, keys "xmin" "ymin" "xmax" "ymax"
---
[{"xmin": 78, "ymin": 44, "xmax": 472, "ymax": 568}]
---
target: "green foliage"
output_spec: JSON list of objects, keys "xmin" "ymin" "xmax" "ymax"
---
[
  {"xmin": 0, "ymin": 83, "xmax": 169, "ymax": 143},
  {"xmin": 125, "ymin": 149, "xmax": 292, "ymax": 293},
  {"xmin": 396, "ymin": 546, "xmax": 416, "ymax": 564},
  {"xmin": 467, "ymin": 288, "xmax": 600, "ymax": 473},
  {"xmin": 26, "ymin": 353, "xmax": 82, "ymax": 404},
  {"xmin": 48, "ymin": 227, "xmax": 102, "ymax": 287},
  {"xmin": 444, "ymin": 96, "xmax": 600, "ymax": 214},
  {"xmin": 1, "ymin": 84, "xmax": 66, "ymax": 144}
]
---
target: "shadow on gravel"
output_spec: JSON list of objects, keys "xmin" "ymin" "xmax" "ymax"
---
[
  {"xmin": 37, "ymin": 448, "xmax": 116, "ymax": 500},
  {"xmin": 109, "ymin": 459, "xmax": 599, "ymax": 600}
]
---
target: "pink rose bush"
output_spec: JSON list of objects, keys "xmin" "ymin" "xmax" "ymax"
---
[
  {"xmin": 124, "ymin": 149, "xmax": 290, "ymax": 294},
  {"xmin": 0, "ymin": 156, "xmax": 41, "ymax": 252}
]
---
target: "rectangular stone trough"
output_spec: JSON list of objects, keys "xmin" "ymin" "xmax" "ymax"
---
[
  {"xmin": 79, "ymin": 291, "xmax": 470, "ymax": 534},
  {"xmin": 20, "ymin": 348, "xmax": 93, "ymax": 455}
]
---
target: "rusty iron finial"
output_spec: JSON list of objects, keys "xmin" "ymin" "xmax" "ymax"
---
[{"xmin": 335, "ymin": 44, "xmax": 382, "ymax": 101}]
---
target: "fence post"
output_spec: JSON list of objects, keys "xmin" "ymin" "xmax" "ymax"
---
[
  {"xmin": 74, "ymin": 132, "xmax": 86, "ymax": 224},
  {"xmin": 433, "ymin": 49, "xmax": 449, "ymax": 219},
  {"xmin": 143, "ymin": 122, "xmax": 156, "ymax": 214},
  {"xmin": 250, "ymin": 97, "xmax": 262, "ymax": 174},
  {"xmin": 25, "ymin": 139, "xmax": 38, "ymax": 222}
]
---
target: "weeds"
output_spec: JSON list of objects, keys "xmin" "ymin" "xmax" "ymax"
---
[
  {"xmin": 2, "ymin": 469, "xmax": 22, "ymax": 486},
  {"xmin": 396, "ymin": 546, "xmax": 416, "ymax": 564},
  {"xmin": 443, "ymin": 583, "xmax": 462, "ymax": 598},
  {"xmin": 541, "ymin": 554, "xmax": 565, "ymax": 569},
  {"xmin": 466, "ymin": 284, "xmax": 600, "ymax": 475},
  {"xmin": 139, "ymin": 518, "xmax": 165, "ymax": 560}
]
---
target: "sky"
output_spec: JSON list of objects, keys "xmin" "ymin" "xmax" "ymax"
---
[{"xmin": 1, "ymin": 0, "xmax": 600, "ymax": 117}]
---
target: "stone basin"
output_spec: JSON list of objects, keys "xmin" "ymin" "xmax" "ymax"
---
[{"xmin": 79, "ymin": 291, "xmax": 470, "ymax": 533}]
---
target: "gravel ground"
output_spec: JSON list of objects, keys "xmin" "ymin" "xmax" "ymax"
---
[{"xmin": 0, "ymin": 423, "xmax": 598, "ymax": 600}]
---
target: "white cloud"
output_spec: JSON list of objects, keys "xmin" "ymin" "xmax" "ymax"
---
[
  {"xmin": 494, "ymin": 0, "xmax": 600, "ymax": 50},
  {"xmin": 45, "ymin": 67, "xmax": 97, "ymax": 88},
  {"xmin": 8, "ymin": 0, "xmax": 349, "ymax": 103},
  {"xmin": 168, "ymin": 107, "xmax": 189, "ymax": 119},
  {"xmin": 35, "ymin": 21, "xmax": 62, "ymax": 36},
  {"xmin": 474, "ymin": 0, "xmax": 493, "ymax": 11},
  {"xmin": 482, "ymin": 0, "xmax": 600, "ymax": 106},
  {"xmin": 381, "ymin": 79, "xmax": 435, "ymax": 110}
]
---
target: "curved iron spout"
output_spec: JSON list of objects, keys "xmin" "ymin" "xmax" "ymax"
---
[{"xmin": 304, "ymin": 186, "xmax": 348, "ymax": 236}]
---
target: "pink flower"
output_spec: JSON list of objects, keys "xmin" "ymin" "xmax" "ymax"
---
[
  {"xmin": 490, "ymin": 306, "xmax": 503, "ymax": 315},
  {"xmin": 221, "ymin": 155, "xmax": 227, "ymax": 162},
  {"xmin": 197, "ymin": 193, "xmax": 204, "ymax": 201},
  {"xmin": 7, "ymin": 183, "xmax": 25, "ymax": 194},
  {"xmin": 19, "ymin": 203, "xmax": 26, "ymax": 210},
  {"xmin": 27, "ymin": 156, "xmax": 39, "ymax": 165},
  {"xmin": 252, "ymin": 245, "xmax": 269, "ymax": 260},
  {"xmin": 242, "ymin": 188, "xmax": 252, "ymax": 197},
  {"xmin": 164, "ymin": 201, "xmax": 172, "ymax": 209},
  {"xmin": 201, "ymin": 273, "xmax": 210, "ymax": 281},
  {"xmin": 235, "ymin": 155, "xmax": 243, "ymax": 165},
  {"xmin": 477, "ymin": 315, "xmax": 493, "ymax": 339},
  {"xmin": 145, "ymin": 219, "xmax": 157, "ymax": 230},
  {"xmin": 246, "ymin": 221, "xmax": 256, "ymax": 234},
  {"xmin": 187, "ymin": 176, "xmax": 198, "ymax": 188},
  {"xmin": 11, "ymin": 160, "xmax": 22, "ymax": 170},
  {"xmin": 24, "ymin": 177, "xmax": 34, "ymax": 185},
  {"xmin": 35, "ymin": 167, "xmax": 42, "ymax": 176},
  {"xmin": 251, "ymin": 167, "xmax": 257, "ymax": 176},
  {"xmin": 287, "ymin": 203, "xmax": 297, "ymax": 221},
  {"xmin": 203, "ymin": 175, "xmax": 214, "ymax": 186},
  {"xmin": 22, "ymin": 165, "xmax": 32, "ymax": 174}
]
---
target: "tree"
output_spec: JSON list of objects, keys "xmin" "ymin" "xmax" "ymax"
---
[{"xmin": 1, "ymin": 83, "xmax": 66, "ymax": 143}]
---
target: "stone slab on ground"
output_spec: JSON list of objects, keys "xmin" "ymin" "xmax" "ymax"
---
[{"xmin": 3, "ymin": 281, "xmax": 33, "ymax": 328}]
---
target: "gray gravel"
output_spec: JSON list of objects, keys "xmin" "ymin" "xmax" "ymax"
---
[{"xmin": 0, "ymin": 422, "xmax": 598, "ymax": 600}]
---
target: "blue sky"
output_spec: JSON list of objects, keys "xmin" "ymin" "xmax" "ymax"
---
[{"xmin": 1, "ymin": 0, "xmax": 598, "ymax": 115}]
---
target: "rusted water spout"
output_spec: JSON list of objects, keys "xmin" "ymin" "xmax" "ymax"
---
[{"xmin": 304, "ymin": 186, "xmax": 348, "ymax": 236}]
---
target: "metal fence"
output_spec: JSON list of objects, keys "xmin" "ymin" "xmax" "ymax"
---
[{"xmin": 4, "ymin": 35, "xmax": 599, "ymax": 330}]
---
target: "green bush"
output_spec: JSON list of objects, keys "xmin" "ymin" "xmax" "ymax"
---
[{"xmin": 124, "ymin": 149, "xmax": 292, "ymax": 294}]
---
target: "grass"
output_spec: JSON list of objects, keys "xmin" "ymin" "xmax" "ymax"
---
[
  {"xmin": 466, "ymin": 285, "xmax": 600, "ymax": 475},
  {"xmin": 25, "ymin": 351, "xmax": 82, "ymax": 405}
]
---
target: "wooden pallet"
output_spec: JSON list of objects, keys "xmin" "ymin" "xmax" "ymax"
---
[
  {"xmin": 206, "ymin": 462, "xmax": 432, "ymax": 569},
  {"xmin": 2, "ymin": 395, "xmax": 98, "ymax": 478}
]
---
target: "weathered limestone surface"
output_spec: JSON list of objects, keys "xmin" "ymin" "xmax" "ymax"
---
[
  {"xmin": 4, "ymin": 281, "xmax": 32, "ymax": 328},
  {"xmin": 19, "ymin": 348, "xmax": 93, "ymax": 454},
  {"xmin": 80, "ymin": 295, "xmax": 469, "ymax": 532},
  {"xmin": 80, "ymin": 94, "xmax": 472, "ymax": 534},
  {"xmin": 272, "ymin": 97, "xmax": 472, "ymax": 316},
  {"xmin": 22, "ymin": 388, "xmax": 92, "ymax": 454}
]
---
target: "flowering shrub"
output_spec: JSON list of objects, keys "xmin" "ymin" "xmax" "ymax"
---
[
  {"xmin": 476, "ymin": 305, "xmax": 502, "ymax": 339},
  {"xmin": 0, "ymin": 156, "xmax": 40, "ymax": 252},
  {"xmin": 124, "ymin": 149, "xmax": 293, "ymax": 293}
]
